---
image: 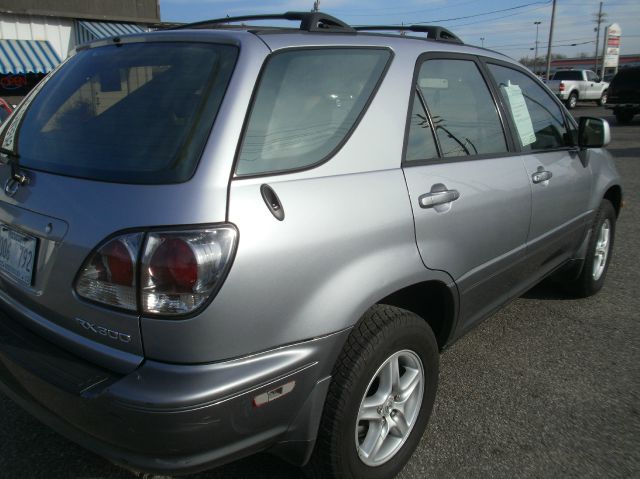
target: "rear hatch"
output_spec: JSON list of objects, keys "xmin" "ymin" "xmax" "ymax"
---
[
  {"xmin": 608, "ymin": 68, "xmax": 640, "ymax": 104},
  {"xmin": 0, "ymin": 38, "xmax": 239, "ymax": 372}
]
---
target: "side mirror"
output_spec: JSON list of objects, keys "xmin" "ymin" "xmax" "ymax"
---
[{"xmin": 578, "ymin": 117, "xmax": 610, "ymax": 148}]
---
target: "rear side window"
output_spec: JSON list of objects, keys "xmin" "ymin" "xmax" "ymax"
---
[
  {"xmin": 236, "ymin": 48, "xmax": 390, "ymax": 176},
  {"xmin": 405, "ymin": 92, "xmax": 439, "ymax": 162},
  {"xmin": 488, "ymin": 64, "xmax": 569, "ymax": 151},
  {"xmin": 416, "ymin": 59, "xmax": 508, "ymax": 158},
  {"xmin": 11, "ymin": 42, "xmax": 238, "ymax": 184}
]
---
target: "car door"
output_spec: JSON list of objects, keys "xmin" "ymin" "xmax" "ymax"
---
[
  {"xmin": 585, "ymin": 70, "xmax": 600, "ymax": 99},
  {"xmin": 485, "ymin": 62, "xmax": 592, "ymax": 280},
  {"xmin": 402, "ymin": 54, "xmax": 532, "ymax": 332}
]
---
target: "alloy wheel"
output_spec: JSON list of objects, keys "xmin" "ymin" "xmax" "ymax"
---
[{"xmin": 355, "ymin": 350, "xmax": 424, "ymax": 467}]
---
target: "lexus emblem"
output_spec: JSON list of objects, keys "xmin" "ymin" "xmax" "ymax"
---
[{"xmin": 4, "ymin": 177, "xmax": 19, "ymax": 197}]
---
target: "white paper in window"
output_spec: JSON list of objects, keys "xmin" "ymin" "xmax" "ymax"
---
[{"xmin": 502, "ymin": 82, "xmax": 536, "ymax": 146}]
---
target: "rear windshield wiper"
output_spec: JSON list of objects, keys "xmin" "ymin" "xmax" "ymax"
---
[{"xmin": 0, "ymin": 147, "xmax": 30, "ymax": 186}]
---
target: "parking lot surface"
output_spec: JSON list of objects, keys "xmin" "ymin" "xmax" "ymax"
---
[{"xmin": 0, "ymin": 105, "xmax": 638, "ymax": 478}]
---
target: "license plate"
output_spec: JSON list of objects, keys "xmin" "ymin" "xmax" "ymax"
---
[{"xmin": 0, "ymin": 224, "xmax": 38, "ymax": 286}]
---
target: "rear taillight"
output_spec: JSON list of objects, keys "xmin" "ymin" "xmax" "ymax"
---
[
  {"xmin": 559, "ymin": 82, "xmax": 565, "ymax": 92},
  {"xmin": 141, "ymin": 228, "xmax": 237, "ymax": 315},
  {"xmin": 75, "ymin": 226, "xmax": 237, "ymax": 316},
  {"xmin": 75, "ymin": 234, "xmax": 142, "ymax": 311}
]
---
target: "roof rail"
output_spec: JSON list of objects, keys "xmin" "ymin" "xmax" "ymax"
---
[
  {"xmin": 354, "ymin": 25, "xmax": 463, "ymax": 44},
  {"xmin": 173, "ymin": 11, "xmax": 356, "ymax": 33}
]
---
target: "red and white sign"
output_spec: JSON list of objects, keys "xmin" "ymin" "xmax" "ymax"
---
[{"xmin": 604, "ymin": 23, "xmax": 621, "ymax": 68}]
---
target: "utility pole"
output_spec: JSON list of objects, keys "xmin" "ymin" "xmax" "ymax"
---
[
  {"xmin": 593, "ymin": 2, "xmax": 607, "ymax": 76},
  {"xmin": 480, "ymin": 37, "xmax": 485, "ymax": 48},
  {"xmin": 534, "ymin": 21, "xmax": 541, "ymax": 75},
  {"xmin": 312, "ymin": 0, "xmax": 320, "ymax": 12},
  {"xmin": 545, "ymin": 0, "xmax": 556, "ymax": 81}
]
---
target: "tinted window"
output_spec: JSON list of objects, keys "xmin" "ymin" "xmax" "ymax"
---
[
  {"xmin": 611, "ymin": 68, "xmax": 640, "ymax": 88},
  {"xmin": 417, "ymin": 59, "xmax": 507, "ymax": 157},
  {"xmin": 405, "ymin": 92, "xmax": 439, "ymax": 162},
  {"xmin": 9, "ymin": 43, "xmax": 237, "ymax": 184},
  {"xmin": 489, "ymin": 64, "xmax": 569, "ymax": 151},
  {"xmin": 552, "ymin": 71, "xmax": 582, "ymax": 81},
  {"xmin": 236, "ymin": 48, "xmax": 390, "ymax": 176}
]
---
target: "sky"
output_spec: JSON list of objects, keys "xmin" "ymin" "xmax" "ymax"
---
[{"xmin": 159, "ymin": 0, "xmax": 640, "ymax": 63}]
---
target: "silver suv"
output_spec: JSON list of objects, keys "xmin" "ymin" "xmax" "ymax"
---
[{"xmin": 0, "ymin": 12, "xmax": 622, "ymax": 478}]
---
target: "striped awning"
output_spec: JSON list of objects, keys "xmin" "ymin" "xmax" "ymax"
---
[
  {"xmin": 76, "ymin": 20, "xmax": 145, "ymax": 45},
  {"xmin": 0, "ymin": 39, "xmax": 61, "ymax": 74}
]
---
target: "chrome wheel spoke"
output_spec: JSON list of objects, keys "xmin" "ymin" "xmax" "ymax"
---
[
  {"xmin": 358, "ymin": 395, "xmax": 386, "ymax": 422},
  {"xmin": 359, "ymin": 420, "xmax": 389, "ymax": 460},
  {"xmin": 397, "ymin": 367, "xmax": 421, "ymax": 403},
  {"xmin": 379, "ymin": 354, "xmax": 400, "ymax": 397},
  {"xmin": 389, "ymin": 411, "xmax": 410, "ymax": 437}
]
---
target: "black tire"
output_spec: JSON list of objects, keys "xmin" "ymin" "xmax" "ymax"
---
[
  {"xmin": 566, "ymin": 91, "xmax": 578, "ymax": 109},
  {"xmin": 614, "ymin": 110, "xmax": 634, "ymax": 124},
  {"xmin": 306, "ymin": 305, "xmax": 439, "ymax": 479},
  {"xmin": 597, "ymin": 90, "xmax": 608, "ymax": 106},
  {"xmin": 565, "ymin": 199, "xmax": 616, "ymax": 298}
]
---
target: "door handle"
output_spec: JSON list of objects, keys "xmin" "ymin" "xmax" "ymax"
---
[
  {"xmin": 532, "ymin": 169, "xmax": 552, "ymax": 184},
  {"xmin": 419, "ymin": 189, "xmax": 460, "ymax": 208}
]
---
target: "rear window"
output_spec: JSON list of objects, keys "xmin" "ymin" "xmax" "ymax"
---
[
  {"xmin": 236, "ymin": 48, "xmax": 390, "ymax": 176},
  {"xmin": 552, "ymin": 71, "xmax": 582, "ymax": 81},
  {"xmin": 9, "ymin": 42, "xmax": 237, "ymax": 184}
]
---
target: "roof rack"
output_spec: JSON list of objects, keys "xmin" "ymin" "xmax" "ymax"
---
[
  {"xmin": 353, "ymin": 25, "xmax": 463, "ymax": 44},
  {"xmin": 172, "ymin": 11, "xmax": 355, "ymax": 33}
]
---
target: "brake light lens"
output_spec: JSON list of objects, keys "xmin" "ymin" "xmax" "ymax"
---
[
  {"xmin": 141, "ymin": 227, "xmax": 237, "ymax": 315},
  {"xmin": 75, "ymin": 234, "xmax": 142, "ymax": 311},
  {"xmin": 75, "ymin": 226, "xmax": 237, "ymax": 316},
  {"xmin": 559, "ymin": 81, "xmax": 565, "ymax": 92}
]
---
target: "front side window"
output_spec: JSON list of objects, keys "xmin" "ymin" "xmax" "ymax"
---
[
  {"xmin": 417, "ymin": 59, "xmax": 508, "ymax": 158},
  {"xmin": 488, "ymin": 63, "xmax": 569, "ymax": 151},
  {"xmin": 12, "ymin": 42, "xmax": 238, "ymax": 184},
  {"xmin": 236, "ymin": 48, "xmax": 390, "ymax": 176}
]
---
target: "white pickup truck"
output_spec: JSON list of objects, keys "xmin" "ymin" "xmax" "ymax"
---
[{"xmin": 546, "ymin": 70, "xmax": 609, "ymax": 109}]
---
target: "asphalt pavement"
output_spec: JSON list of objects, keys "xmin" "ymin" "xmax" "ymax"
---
[{"xmin": 0, "ymin": 104, "xmax": 638, "ymax": 478}]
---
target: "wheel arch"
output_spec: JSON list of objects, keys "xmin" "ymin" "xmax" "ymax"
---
[
  {"xmin": 375, "ymin": 280, "xmax": 458, "ymax": 350},
  {"xmin": 604, "ymin": 184, "xmax": 622, "ymax": 217}
]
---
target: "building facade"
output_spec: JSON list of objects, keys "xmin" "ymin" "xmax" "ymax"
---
[{"xmin": 0, "ymin": 0, "xmax": 160, "ymax": 101}]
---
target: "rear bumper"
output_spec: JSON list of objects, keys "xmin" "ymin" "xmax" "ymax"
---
[{"xmin": 0, "ymin": 307, "xmax": 349, "ymax": 475}]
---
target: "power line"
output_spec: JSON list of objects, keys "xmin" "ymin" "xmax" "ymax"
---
[
  {"xmin": 494, "ymin": 40, "xmax": 594, "ymax": 50},
  {"xmin": 334, "ymin": 0, "xmax": 482, "ymax": 17},
  {"xmin": 444, "ymin": 3, "xmax": 552, "ymax": 29},
  {"xmin": 357, "ymin": 1, "xmax": 551, "ymax": 27},
  {"xmin": 412, "ymin": 1, "xmax": 552, "ymax": 25}
]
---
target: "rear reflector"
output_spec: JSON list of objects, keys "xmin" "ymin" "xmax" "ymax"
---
[{"xmin": 253, "ymin": 381, "xmax": 296, "ymax": 407}]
